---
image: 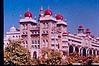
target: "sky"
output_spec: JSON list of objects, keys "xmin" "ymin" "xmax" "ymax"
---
[{"xmin": 4, "ymin": 0, "xmax": 99, "ymax": 36}]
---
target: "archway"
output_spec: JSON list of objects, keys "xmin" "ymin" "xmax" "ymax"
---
[
  {"xmin": 97, "ymin": 51, "xmax": 99, "ymax": 55},
  {"xmin": 33, "ymin": 51, "xmax": 37, "ymax": 59},
  {"xmin": 93, "ymin": 50, "xmax": 95, "ymax": 55},
  {"xmin": 69, "ymin": 45, "xmax": 73, "ymax": 53},
  {"xmin": 89, "ymin": 49, "xmax": 92, "ymax": 55},
  {"xmin": 83, "ymin": 48, "xmax": 86, "ymax": 56},
  {"xmin": 75, "ymin": 47, "xmax": 79, "ymax": 53}
]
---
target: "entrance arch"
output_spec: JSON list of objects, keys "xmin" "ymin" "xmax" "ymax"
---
[
  {"xmin": 89, "ymin": 49, "xmax": 92, "ymax": 55},
  {"xmin": 83, "ymin": 48, "xmax": 86, "ymax": 56},
  {"xmin": 93, "ymin": 50, "xmax": 95, "ymax": 55},
  {"xmin": 33, "ymin": 51, "xmax": 37, "ymax": 59},
  {"xmin": 69, "ymin": 45, "xmax": 73, "ymax": 53},
  {"xmin": 75, "ymin": 47, "xmax": 79, "ymax": 53}
]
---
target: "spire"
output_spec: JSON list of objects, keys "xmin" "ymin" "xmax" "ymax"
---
[
  {"xmin": 78, "ymin": 24, "xmax": 84, "ymax": 33},
  {"xmin": 34, "ymin": 16, "xmax": 36, "ymax": 20},
  {"xmin": 12, "ymin": 25, "xmax": 14, "ymax": 27},
  {"xmin": 55, "ymin": 13, "xmax": 57, "ymax": 16},
  {"xmin": 19, "ymin": 14, "xmax": 22, "ymax": 18},
  {"xmin": 40, "ymin": 6, "xmax": 43, "ymax": 11},
  {"xmin": 64, "ymin": 19, "xmax": 67, "ymax": 21},
  {"xmin": 48, "ymin": 5, "xmax": 50, "ymax": 9},
  {"xmin": 27, "ymin": 8, "xmax": 30, "ymax": 11}
]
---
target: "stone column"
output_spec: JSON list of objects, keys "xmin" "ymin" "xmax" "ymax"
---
[
  {"xmin": 80, "ymin": 47, "xmax": 83, "ymax": 56},
  {"xmin": 73, "ymin": 46, "xmax": 75, "ymax": 52},
  {"xmin": 91, "ymin": 48, "xmax": 93, "ymax": 55},
  {"xmin": 72, "ymin": 44, "xmax": 75, "ymax": 52},
  {"xmin": 86, "ymin": 48, "xmax": 89, "ymax": 56},
  {"xmin": 96, "ymin": 50, "xmax": 97, "ymax": 55}
]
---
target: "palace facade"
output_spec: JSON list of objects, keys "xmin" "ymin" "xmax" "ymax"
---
[{"xmin": 4, "ymin": 7, "xmax": 99, "ymax": 59}]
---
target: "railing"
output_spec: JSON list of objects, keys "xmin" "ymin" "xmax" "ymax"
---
[
  {"xmin": 42, "ymin": 31, "xmax": 48, "ymax": 35},
  {"xmin": 21, "ymin": 32, "xmax": 27, "ymax": 36},
  {"xmin": 31, "ymin": 33, "xmax": 39, "ymax": 36},
  {"xmin": 51, "ymin": 35, "xmax": 58, "ymax": 39},
  {"xmin": 30, "ymin": 27, "xmax": 39, "ymax": 31}
]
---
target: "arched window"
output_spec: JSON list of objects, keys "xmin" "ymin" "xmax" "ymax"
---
[
  {"xmin": 46, "ymin": 40, "xmax": 48, "ymax": 44},
  {"xmin": 26, "ymin": 41, "xmax": 28, "ymax": 44},
  {"xmin": 89, "ymin": 49, "xmax": 92, "ymax": 55},
  {"xmin": 75, "ymin": 47, "xmax": 79, "ymax": 53},
  {"xmin": 38, "ymin": 40, "xmax": 40, "ymax": 44},
  {"xmin": 63, "ymin": 51, "xmax": 67, "ymax": 56},
  {"xmin": 69, "ymin": 46, "xmax": 73, "ymax": 53},
  {"xmin": 97, "ymin": 51, "xmax": 99, "ymax": 55},
  {"xmin": 93, "ymin": 50, "xmax": 95, "ymax": 55},
  {"xmin": 32, "ymin": 40, "xmax": 34, "ymax": 44},
  {"xmin": 35, "ymin": 40, "xmax": 37, "ymax": 44},
  {"xmin": 33, "ymin": 51, "xmax": 37, "ymax": 59},
  {"xmin": 13, "ymin": 36, "xmax": 14, "ymax": 37},
  {"xmin": 43, "ymin": 40, "xmax": 45, "ymax": 44},
  {"xmin": 83, "ymin": 48, "xmax": 86, "ymax": 56}
]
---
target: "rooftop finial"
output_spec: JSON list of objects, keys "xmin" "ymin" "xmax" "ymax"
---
[
  {"xmin": 64, "ymin": 19, "xmax": 67, "ymax": 21},
  {"xmin": 48, "ymin": 5, "xmax": 50, "ymax": 9},
  {"xmin": 55, "ymin": 13, "xmax": 57, "ymax": 16},
  {"xmin": 27, "ymin": 8, "xmax": 30, "ymax": 11},
  {"xmin": 19, "ymin": 14, "xmax": 22, "ymax": 18},
  {"xmin": 34, "ymin": 16, "xmax": 36, "ymax": 20},
  {"xmin": 40, "ymin": 6, "xmax": 43, "ymax": 11}
]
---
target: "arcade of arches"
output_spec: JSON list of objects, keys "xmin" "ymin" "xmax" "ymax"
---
[
  {"xmin": 69, "ymin": 45, "xmax": 99, "ymax": 56},
  {"xmin": 32, "ymin": 46, "xmax": 99, "ymax": 59}
]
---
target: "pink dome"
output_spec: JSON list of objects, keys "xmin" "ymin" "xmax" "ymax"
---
[
  {"xmin": 86, "ymin": 28, "xmax": 91, "ymax": 33},
  {"xmin": 55, "ymin": 14, "xmax": 63, "ymax": 20},
  {"xmin": 39, "ymin": 13, "xmax": 44, "ymax": 17},
  {"xmin": 63, "ymin": 32, "xmax": 68, "ymax": 34},
  {"xmin": 62, "ymin": 32, "xmax": 69, "ymax": 36},
  {"xmin": 45, "ymin": 9, "xmax": 52, "ymax": 16},
  {"xmin": 24, "ymin": 10, "xmax": 32, "ymax": 17},
  {"xmin": 79, "ymin": 25, "xmax": 83, "ymax": 29}
]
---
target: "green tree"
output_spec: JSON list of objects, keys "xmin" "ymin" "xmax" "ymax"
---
[
  {"xmin": 4, "ymin": 40, "xmax": 33, "ymax": 65},
  {"xmin": 39, "ymin": 48, "xmax": 62, "ymax": 65}
]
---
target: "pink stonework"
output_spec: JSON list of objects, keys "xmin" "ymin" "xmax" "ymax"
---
[{"xmin": 4, "ymin": 8, "xmax": 99, "ymax": 59}]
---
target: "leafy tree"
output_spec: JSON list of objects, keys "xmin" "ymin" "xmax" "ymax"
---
[
  {"xmin": 39, "ymin": 48, "xmax": 62, "ymax": 65},
  {"xmin": 4, "ymin": 39, "xmax": 34, "ymax": 65}
]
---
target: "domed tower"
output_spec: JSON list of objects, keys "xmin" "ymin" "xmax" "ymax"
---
[
  {"xmin": 55, "ymin": 13, "xmax": 68, "ymax": 51},
  {"xmin": 19, "ymin": 9, "xmax": 39, "ymax": 55},
  {"xmin": 85, "ymin": 28, "xmax": 91, "ymax": 35},
  {"xmin": 39, "ymin": 6, "xmax": 44, "ymax": 18},
  {"xmin": 55, "ymin": 14, "xmax": 67, "ymax": 32},
  {"xmin": 78, "ymin": 25, "xmax": 84, "ymax": 34},
  {"xmin": 39, "ymin": 7, "xmax": 57, "ymax": 50}
]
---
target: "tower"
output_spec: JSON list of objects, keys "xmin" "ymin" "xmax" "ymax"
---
[
  {"xmin": 39, "ymin": 7, "xmax": 58, "ymax": 51},
  {"xmin": 78, "ymin": 25, "xmax": 84, "ymax": 34},
  {"xmin": 19, "ymin": 9, "xmax": 39, "ymax": 58},
  {"xmin": 55, "ymin": 13, "xmax": 68, "ymax": 52},
  {"xmin": 85, "ymin": 28, "xmax": 91, "ymax": 36}
]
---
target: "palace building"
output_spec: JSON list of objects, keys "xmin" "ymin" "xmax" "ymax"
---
[{"xmin": 4, "ymin": 7, "xmax": 99, "ymax": 59}]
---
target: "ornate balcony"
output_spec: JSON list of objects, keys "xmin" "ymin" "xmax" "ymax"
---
[
  {"xmin": 42, "ymin": 31, "xmax": 48, "ymax": 35},
  {"xmin": 30, "ymin": 27, "xmax": 39, "ymax": 31},
  {"xmin": 21, "ymin": 32, "xmax": 27, "ymax": 36},
  {"xmin": 31, "ymin": 32, "xmax": 40, "ymax": 36}
]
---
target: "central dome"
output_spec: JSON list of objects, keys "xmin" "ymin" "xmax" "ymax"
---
[
  {"xmin": 24, "ymin": 10, "xmax": 32, "ymax": 17},
  {"xmin": 45, "ymin": 9, "xmax": 52, "ymax": 16},
  {"xmin": 55, "ymin": 14, "xmax": 63, "ymax": 20}
]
